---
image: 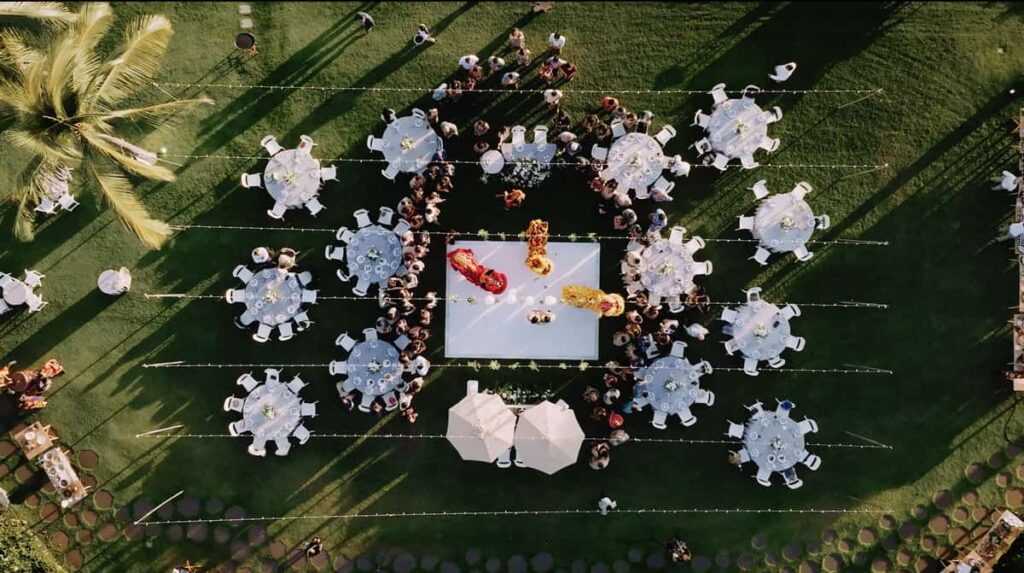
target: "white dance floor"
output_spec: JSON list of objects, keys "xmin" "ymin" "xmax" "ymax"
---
[{"xmin": 444, "ymin": 241, "xmax": 601, "ymax": 360}]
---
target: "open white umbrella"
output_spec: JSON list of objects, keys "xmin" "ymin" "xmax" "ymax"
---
[
  {"xmin": 513, "ymin": 400, "xmax": 585, "ymax": 475},
  {"xmin": 447, "ymin": 387, "xmax": 516, "ymax": 463}
]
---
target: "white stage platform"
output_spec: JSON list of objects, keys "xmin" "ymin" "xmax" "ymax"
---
[{"xmin": 444, "ymin": 240, "xmax": 601, "ymax": 360}]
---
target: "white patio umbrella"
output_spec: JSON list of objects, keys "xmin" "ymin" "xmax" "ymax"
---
[
  {"xmin": 446, "ymin": 389, "xmax": 516, "ymax": 463},
  {"xmin": 513, "ymin": 400, "xmax": 585, "ymax": 475}
]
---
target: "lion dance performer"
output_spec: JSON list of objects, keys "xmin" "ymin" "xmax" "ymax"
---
[
  {"xmin": 447, "ymin": 248, "xmax": 508, "ymax": 294},
  {"xmin": 561, "ymin": 285, "xmax": 625, "ymax": 317},
  {"xmin": 524, "ymin": 219, "xmax": 554, "ymax": 277}
]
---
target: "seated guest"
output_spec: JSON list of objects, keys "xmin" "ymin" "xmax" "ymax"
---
[
  {"xmin": 473, "ymin": 140, "xmax": 490, "ymax": 155},
  {"xmin": 594, "ymin": 122, "xmax": 611, "ymax": 141},
  {"xmin": 432, "ymin": 83, "xmax": 448, "ymax": 101},
  {"xmin": 560, "ymin": 62, "xmax": 578, "ymax": 81},
  {"xmin": 468, "ymin": 66, "xmax": 483, "ymax": 82},
  {"xmin": 426, "ymin": 107, "xmax": 439, "ymax": 125},
  {"xmin": 508, "ymin": 28, "xmax": 526, "ymax": 49},
  {"xmin": 545, "ymin": 56, "xmax": 567, "ymax": 71},
  {"xmin": 547, "ymin": 32, "xmax": 567, "ymax": 53},
  {"xmin": 543, "ymin": 88, "xmax": 562, "ymax": 107},
  {"xmin": 439, "ymin": 121, "xmax": 459, "ymax": 139},
  {"xmin": 538, "ymin": 62, "xmax": 554, "ymax": 83},
  {"xmin": 601, "ymin": 96, "xmax": 620, "ymax": 112},
  {"xmin": 612, "ymin": 105, "xmax": 628, "ymax": 120},
  {"xmin": 501, "ymin": 71, "xmax": 520, "ymax": 87},
  {"xmin": 649, "ymin": 208, "xmax": 668, "ymax": 234},
  {"xmin": 473, "ymin": 120, "xmax": 491, "ymax": 137},
  {"xmin": 487, "ymin": 55, "xmax": 506, "ymax": 72},
  {"xmin": 609, "ymin": 429, "xmax": 630, "ymax": 446},
  {"xmin": 252, "ymin": 246, "xmax": 275, "ymax": 266},
  {"xmin": 278, "ymin": 249, "xmax": 297, "ymax": 270},
  {"xmin": 412, "ymin": 24, "xmax": 435, "ymax": 46},
  {"xmin": 636, "ymin": 109, "xmax": 654, "ymax": 133},
  {"xmin": 623, "ymin": 111, "xmax": 638, "ymax": 131},
  {"xmin": 458, "ymin": 54, "xmax": 479, "ymax": 70},
  {"xmin": 497, "ymin": 189, "xmax": 526, "ymax": 210},
  {"xmin": 516, "ymin": 47, "xmax": 532, "ymax": 65},
  {"xmin": 553, "ymin": 108, "xmax": 572, "ymax": 130},
  {"xmin": 620, "ymin": 208, "xmax": 638, "ymax": 226}
]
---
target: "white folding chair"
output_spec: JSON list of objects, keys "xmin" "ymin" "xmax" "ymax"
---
[
  {"xmin": 352, "ymin": 279, "xmax": 370, "ymax": 297},
  {"xmin": 786, "ymin": 336, "xmax": 806, "ymax": 352},
  {"xmin": 495, "ymin": 448, "xmax": 512, "ymax": 469},
  {"xmin": 278, "ymin": 322, "xmax": 294, "ymax": 342},
  {"xmin": 750, "ymin": 179, "xmax": 769, "ymax": 199},
  {"xmin": 770, "ymin": 106, "xmax": 783, "ymax": 122},
  {"xmin": 679, "ymin": 410, "xmax": 698, "ymax": 427},
  {"xmin": 651, "ymin": 175, "xmax": 671, "ymax": 194},
  {"xmin": 274, "ymin": 438, "xmax": 291, "ymax": 457},
  {"xmin": 223, "ymin": 396, "xmax": 244, "ymax": 412},
  {"xmin": 651, "ymin": 410, "xmax": 669, "ymax": 430},
  {"xmin": 225, "ymin": 289, "xmax": 246, "ymax": 303},
  {"xmin": 320, "ymin": 165, "xmax": 338, "ymax": 181},
  {"xmin": 768, "ymin": 356, "xmax": 786, "ymax": 369},
  {"xmin": 0, "ymin": 300, "xmax": 10, "ymax": 315},
  {"xmin": 337, "ymin": 227, "xmax": 356, "ymax": 243},
  {"xmin": 751, "ymin": 247, "xmax": 771, "ymax": 266},
  {"xmin": 292, "ymin": 424, "xmax": 311, "ymax": 445},
  {"xmin": 228, "ymin": 421, "xmax": 245, "ymax": 436},
  {"xmin": 232, "ymin": 265, "xmax": 254, "ymax": 283},
  {"xmin": 247, "ymin": 443, "xmax": 266, "ymax": 457},
  {"xmin": 300, "ymin": 402, "xmax": 317, "ymax": 418},
  {"xmin": 362, "ymin": 326, "xmax": 378, "ymax": 341},
  {"xmin": 743, "ymin": 358, "xmax": 759, "ymax": 377},
  {"xmin": 378, "ymin": 206, "xmax": 395, "ymax": 226},
  {"xmin": 653, "ymin": 125, "xmax": 676, "ymax": 147},
  {"xmin": 723, "ymin": 339, "xmax": 739, "ymax": 355},
  {"xmin": 591, "ymin": 145, "xmax": 608, "ymax": 162},
  {"xmin": 720, "ymin": 308, "xmax": 739, "ymax": 323},
  {"xmin": 298, "ymin": 134, "xmax": 315, "ymax": 154},
  {"xmin": 392, "ymin": 219, "xmax": 411, "ymax": 236},
  {"xmin": 668, "ymin": 226, "xmax": 686, "ymax": 244},
  {"xmin": 671, "ymin": 160, "xmax": 691, "ymax": 177},
  {"xmin": 780, "ymin": 304, "xmax": 800, "ymax": 319},
  {"xmin": 57, "ymin": 194, "xmax": 80, "ymax": 211},
  {"xmin": 740, "ymin": 155, "xmax": 759, "ymax": 170},
  {"xmin": 709, "ymin": 83, "xmax": 728, "ymax": 106},
  {"xmin": 267, "ymin": 202, "xmax": 287, "ymax": 220},
  {"xmin": 0, "ymin": 273, "xmax": 12, "ymax": 288},
  {"xmin": 802, "ymin": 453, "xmax": 821, "ymax": 471},
  {"xmin": 755, "ymin": 467, "xmax": 772, "ymax": 486},
  {"xmin": 252, "ymin": 323, "xmax": 272, "ymax": 343},
  {"xmin": 293, "ymin": 311, "xmax": 313, "ymax": 331},
  {"xmin": 611, "ymin": 120, "xmax": 627, "ymax": 139},
  {"xmin": 691, "ymin": 138, "xmax": 712, "ymax": 155},
  {"xmin": 711, "ymin": 153, "xmax": 729, "ymax": 171},
  {"xmin": 759, "ymin": 136, "xmax": 780, "ymax": 152},
  {"xmin": 684, "ymin": 236, "xmax": 705, "ymax": 254},
  {"xmin": 726, "ymin": 422, "xmax": 745, "ymax": 439},
  {"xmin": 793, "ymin": 246, "xmax": 814, "ymax": 262},
  {"xmin": 793, "ymin": 181, "xmax": 813, "ymax": 199},
  {"xmin": 669, "ymin": 340, "xmax": 687, "ymax": 358},
  {"xmin": 511, "ymin": 126, "xmax": 527, "ymax": 145},
  {"xmin": 237, "ymin": 372, "xmax": 259, "ymax": 392},
  {"xmin": 744, "ymin": 287, "xmax": 762, "ymax": 302},
  {"xmin": 23, "ymin": 270, "xmax": 45, "ymax": 288},
  {"xmin": 367, "ymin": 136, "xmax": 385, "ymax": 152},
  {"xmin": 785, "ymin": 476, "xmax": 803, "ymax": 490},
  {"xmin": 35, "ymin": 198, "xmax": 58, "ymax": 214},
  {"xmin": 358, "ymin": 392, "xmax": 375, "ymax": 412},
  {"xmin": 305, "ymin": 197, "xmax": 325, "ymax": 216},
  {"xmin": 335, "ymin": 332, "xmax": 357, "ymax": 351},
  {"xmin": 692, "ymin": 109, "xmax": 711, "ymax": 128},
  {"xmin": 300, "ymin": 290, "xmax": 317, "ymax": 304},
  {"xmin": 693, "ymin": 261, "xmax": 712, "ymax": 275},
  {"xmin": 328, "ymin": 360, "xmax": 348, "ymax": 376},
  {"xmin": 797, "ymin": 419, "xmax": 818, "ymax": 435},
  {"xmin": 241, "ymin": 173, "xmax": 262, "ymax": 188},
  {"xmin": 381, "ymin": 162, "xmax": 400, "ymax": 180},
  {"xmin": 261, "ymin": 135, "xmax": 284, "ymax": 156},
  {"xmin": 741, "ymin": 84, "xmax": 761, "ymax": 100},
  {"xmin": 695, "ymin": 390, "xmax": 714, "ymax": 406},
  {"xmin": 353, "ymin": 209, "xmax": 372, "ymax": 228},
  {"xmin": 738, "ymin": 215, "xmax": 755, "ymax": 231},
  {"xmin": 533, "ymin": 125, "xmax": 549, "ymax": 145},
  {"xmin": 816, "ymin": 214, "xmax": 831, "ymax": 230},
  {"xmin": 769, "ymin": 62, "xmax": 796, "ymax": 83},
  {"xmin": 297, "ymin": 271, "xmax": 313, "ymax": 287}
]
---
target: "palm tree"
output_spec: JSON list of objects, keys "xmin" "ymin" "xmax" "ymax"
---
[{"xmin": 0, "ymin": 2, "xmax": 212, "ymax": 249}]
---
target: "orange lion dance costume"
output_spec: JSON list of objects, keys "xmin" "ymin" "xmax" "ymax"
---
[
  {"xmin": 447, "ymin": 248, "xmax": 508, "ymax": 294},
  {"xmin": 561, "ymin": 285, "xmax": 625, "ymax": 317},
  {"xmin": 524, "ymin": 219, "xmax": 554, "ymax": 277}
]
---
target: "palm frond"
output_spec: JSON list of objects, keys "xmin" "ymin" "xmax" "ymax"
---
[
  {"xmin": 45, "ymin": 34, "xmax": 76, "ymax": 119},
  {"xmin": 0, "ymin": 30, "xmax": 41, "ymax": 78},
  {"xmin": 69, "ymin": 2, "xmax": 112, "ymax": 98},
  {"xmin": 79, "ymin": 125, "xmax": 174, "ymax": 181},
  {"xmin": 90, "ymin": 14, "xmax": 171, "ymax": 106},
  {"xmin": 87, "ymin": 159, "xmax": 171, "ymax": 249},
  {"xmin": 0, "ymin": 2, "xmax": 75, "ymax": 28},
  {"xmin": 4, "ymin": 127, "xmax": 79, "ymax": 162},
  {"xmin": 8, "ymin": 154, "xmax": 44, "ymax": 242},
  {"xmin": 95, "ymin": 96, "xmax": 213, "ymax": 130}
]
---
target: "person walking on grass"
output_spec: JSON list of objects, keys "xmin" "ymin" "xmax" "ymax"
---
[
  {"xmin": 413, "ymin": 24, "xmax": 436, "ymax": 46},
  {"xmin": 355, "ymin": 11, "xmax": 374, "ymax": 33}
]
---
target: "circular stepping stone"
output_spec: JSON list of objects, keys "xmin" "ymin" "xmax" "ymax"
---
[
  {"xmin": 225, "ymin": 505, "xmax": 246, "ymax": 525},
  {"xmin": 394, "ymin": 553, "xmax": 417, "ymax": 573},
  {"xmin": 0, "ymin": 465, "xmax": 9, "ymax": 479},
  {"xmin": 206, "ymin": 498, "xmax": 224, "ymax": 514},
  {"xmin": 611, "ymin": 561, "xmax": 628, "ymax": 573},
  {"xmin": 807, "ymin": 541, "xmax": 822, "ymax": 555},
  {"xmin": 715, "ymin": 552, "xmax": 730, "ymax": 568},
  {"xmin": 165, "ymin": 524, "xmax": 183, "ymax": 542},
  {"xmin": 94, "ymin": 490, "xmax": 114, "ymax": 511},
  {"xmin": 269, "ymin": 541, "xmax": 287, "ymax": 559},
  {"xmin": 737, "ymin": 555, "xmax": 755, "ymax": 571},
  {"xmin": 214, "ymin": 525, "xmax": 231, "ymax": 544},
  {"xmin": 123, "ymin": 524, "xmax": 143, "ymax": 541},
  {"xmin": 920, "ymin": 536, "xmax": 936, "ymax": 551},
  {"xmin": 627, "ymin": 549, "xmax": 643, "ymax": 564},
  {"xmin": 187, "ymin": 522, "xmax": 208, "ymax": 543},
  {"xmin": 973, "ymin": 506, "xmax": 990, "ymax": 521},
  {"xmin": 66, "ymin": 549, "xmax": 83, "ymax": 570},
  {"xmin": 691, "ymin": 556, "xmax": 711, "ymax": 573},
  {"xmin": 78, "ymin": 450, "xmax": 99, "ymax": 470},
  {"xmin": 76, "ymin": 529, "xmax": 94, "ymax": 544},
  {"xmin": 966, "ymin": 464, "xmax": 986, "ymax": 484},
  {"xmin": 40, "ymin": 502, "xmax": 60, "ymax": 523},
  {"xmin": 23, "ymin": 493, "xmax": 41, "ymax": 509},
  {"xmin": 853, "ymin": 552, "xmax": 869, "ymax": 566},
  {"xmin": 589, "ymin": 562, "xmax": 608, "ymax": 573},
  {"xmin": 98, "ymin": 522, "xmax": 118, "ymax": 542},
  {"xmin": 335, "ymin": 554, "xmax": 353, "ymax": 573},
  {"xmin": 821, "ymin": 530, "xmax": 837, "ymax": 544},
  {"xmin": 989, "ymin": 452, "xmax": 1005, "ymax": 469},
  {"xmin": 645, "ymin": 552, "xmax": 665, "ymax": 570},
  {"xmin": 948, "ymin": 527, "xmax": 968, "ymax": 544},
  {"xmin": 14, "ymin": 465, "xmax": 35, "ymax": 484},
  {"xmin": 0, "ymin": 440, "xmax": 16, "ymax": 457},
  {"xmin": 485, "ymin": 558, "xmax": 502, "ymax": 573},
  {"xmin": 144, "ymin": 523, "xmax": 162, "ymax": 538},
  {"xmin": 961, "ymin": 491, "xmax": 979, "ymax": 505},
  {"xmin": 871, "ymin": 557, "xmax": 890, "ymax": 572},
  {"xmin": 821, "ymin": 555, "xmax": 842, "ymax": 573},
  {"xmin": 858, "ymin": 528, "xmax": 877, "ymax": 545},
  {"xmin": 912, "ymin": 505, "xmax": 928, "ymax": 519},
  {"xmin": 935, "ymin": 544, "xmax": 954, "ymax": 559},
  {"xmin": 81, "ymin": 475, "xmax": 97, "ymax": 489},
  {"xmin": 752, "ymin": 533, "xmax": 767, "ymax": 550},
  {"xmin": 1007, "ymin": 488, "xmax": 1024, "ymax": 508},
  {"xmin": 422, "ymin": 556, "xmax": 439, "ymax": 571},
  {"xmin": 879, "ymin": 515, "xmax": 896, "ymax": 530},
  {"xmin": 81, "ymin": 509, "xmax": 98, "ymax": 527},
  {"xmin": 132, "ymin": 499, "xmax": 154, "ymax": 520},
  {"xmin": 933, "ymin": 490, "xmax": 954, "ymax": 509},
  {"xmin": 928, "ymin": 515, "xmax": 949, "ymax": 534},
  {"xmin": 50, "ymin": 530, "xmax": 70, "ymax": 551},
  {"xmin": 64, "ymin": 512, "xmax": 79, "ymax": 528},
  {"xmin": 915, "ymin": 557, "xmax": 935, "ymax": 573},
  {"xmin": 1007, "ymin": 444, "xmax": 1022, "ymax": 459},
  {"xmin": 784, "ymin": 543, "xmax": 802, "ymax": 560},
  {"xmin": 440, "ymin": 561, "xmax": 460, "ymax": 573},
  {"xmin": 231, "ymin": 540, "xmax": 252, "ymax": 562},
  {"xmin": 837, "ymin": 539, "xmax": 853, "ymax": 553},
  {"xmin": 509, "ymin": 555, "xmax": 527, "ymax": 573},
  {"xmin": 798, "ymin": 562, "xmax": 819, "ymax": 573},
  {"xmin": 571, "ymin": 561, "xmax": 586, "ymax": 573},
  {"xmin": 881, "ymin": 534, "xmax": 898, "ymax": 551},
  {"xmin": 247, "ymin": 525, "xmax": 267, "ymax": 546},
  {"xmin": 532, "ymin": 553, "xmax": 554, "ymax": 572},
  {"xmin": 176, "ymin": 496, "xmax": 200, "ymax": 518},
  {"xmin": 997, "ymin": 471, "xmax": 1012, "ymax": 488},
  {"xmin": 952, "ymin": 507, "xmax": 969, "ymax": 523},
  {"xmin": 896, "ymin": 550, "xmax": 913, "ymax": 566},
  {"xmin": 310, "ymin": 552, "xmax": 329, "ymax": 571},
  {"xmin": 114, "ymin": 506, "xmax": 130, "ymax": 522},
  {"xmin": 466, "ymin": 549, "xmax": 483, "ymax": 566},
  {"xmin": 42, "ymin": 481, "xmax": 55, "ymax": 494},
  {"xmin": 764, "ymin": 552, "xmax": 780, "ymax": 566}
]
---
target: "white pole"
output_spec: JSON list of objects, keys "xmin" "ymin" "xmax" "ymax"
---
[{"xmin": 134, "ymin": 490, "xmax": 184, "ymax": 525}]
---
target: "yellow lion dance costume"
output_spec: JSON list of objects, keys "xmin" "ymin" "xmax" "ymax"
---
[
  {"xmin": 524, "ymin": 219, "xmax": 554, "ymax": 277},
  {"xmin": 561, "ymin": 285, "xmax": 625, "ymax": 317}
]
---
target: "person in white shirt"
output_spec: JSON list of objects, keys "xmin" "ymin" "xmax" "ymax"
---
[
  {"xmin": 487, "ymin": 55, "xmax": 506, "ymax": 72},
  {"xmin": 432, "ymin": 82, "xmax": 448, "ymax": 101},
  {"xmin": 411, "ymin": 355, "xmax": 430, "ymax": 377},
  {"xmin": 458, "ymin": 54, "xmax": 479, "ymax": 70},
  {"xmin": 543, "ymin": 89, "xmax": 562, "ymax": 107},
  {"xmin": 993, "ymin": 170, "xmax": 1021, "ymax": 191},
  {"xmin": 501, "ymin": 71, "xmax": 520, "ymax": 87},
  {"xmin": 547, "ymin": 32, "xmax": 566, "ymax": 52},
  {"xmin": 685, "ymin": 323, "xmax": 709, "ymax": 341},
  {"xmin": 597, "ymin": 496, "xmax": 617, "ymax": 515},
  {"xmin": 251, "ymin": 247, "xmax": 271, "ymax": 265}
]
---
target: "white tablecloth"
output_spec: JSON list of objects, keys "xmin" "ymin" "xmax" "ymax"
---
[
  {"xmin": 242, "ymin": 382, "xmax": 302, "ymax": 440},
  {"xmin": 633, "ymin": 356, "xmax": 706, "ymax": 415},
  {"xmin": 3, "ymin": 281, "xmax": 29, "ymax": 305},
  {"xmin": 264, "ymin": 149, "xmax": 321, "ymax": 207},
  {"xmin": 600, "ymin": 133, "xmax": 665, "ymax": 192},
  {"xmin": 753, "ymin": 194, "xmax": 815, "ymax": 253},
  {"xmin": 241, "ymin": 269, "xmax": 303, "ymax": 326},
  {"xmin": 381, "ymin": 116, "xmax": 442, "ymax": 173},
  {"xmin": 743, "ymin": 410, "xmax": 806, "ymax": 472},
  {"xmin": 635, "ymin": 240, "xmax": 697, "ymax": 298},
  {"xmin": 346, "ymin": 225, "xmax": 404, "ymax": 286},
  {"xmin": 730, "ymin": 300, "xmax": 790, "ymax": 361},
  {"xmin": 346, "ymin": 339, "xmax": 403, "ymax": 396},
  {"xmin": 706, "ymin": 98, "xmax": 770, "ymax": 159}
]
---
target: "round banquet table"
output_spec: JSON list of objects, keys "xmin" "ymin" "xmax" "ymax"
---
[
  {"xmin": 381, "ymin": 116, "xmax": 443, "ymax": 173},
  {"xmin": 633, "ymin": 356, "xmax": 706, "ymax": 415},
  {"xmin": 706, "ymin": 98, "xmax": 771, "ymax": 159},
  {"xmin": 636, "ymin": 240, "xmax": 697, "ymax": 298},
  {"xmin": 241, "ymin": 268, "xmax": 303, "ymax": 326},
  {"xmin": 743, "ymin": 411, "xmax": 806, "ymax": 472},
  {"xmin": 3, "ymin": 281, "xmax": 29, "ymax": 305},
  {"xmin": 263, "ymin": 149, "xmax": 321, "ymax": 207},
  {"xmin": 346, "ymin": 225, "xmax": 404, "ymax": 286},
  {"xmin": 753, "ymin": 194, "xmax": 815, "ymax": 253},
  {"xmin": 97, "ymin": 269, "xmax": 131, "ymax": 295},
  {"xmin": 347, "ymin": 339, "xmax": 404, "ymax": 396},
  {"xmin": 729, "ymin": 300, "xmax": 790, "ymax": 361},
  {"xmin": 602, "ymin": 133, "xmax": 665, "ymax": 190},
  {"xmin": 242, "ymin": 382, "xmax": 302, "ymax": 440}
]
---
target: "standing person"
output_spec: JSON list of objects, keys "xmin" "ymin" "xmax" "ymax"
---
[
  {"xmin": 355, "ymin": 11, "xmax": 374, "ymax": 33},
  {"xmin": 516, "ymin": 46, "xmax": 532, "ymax": 65},
  {"xmin": 508, "ymin": 28, "xmax": 526, "ymax": 49},
  {"xmin": 458, "ymin": 54, "xmax": 479, "ymax": 71},
  {"xmin": 412, "ymin": 24, "xmax": 436, "ymax": 46},
  {"xmin": 547, "ymin": 32, "xmax": 566, "ymax": 53},
  {"xmin": 597, "ymin": 494, "xmax": 617, "ymax": 515}
]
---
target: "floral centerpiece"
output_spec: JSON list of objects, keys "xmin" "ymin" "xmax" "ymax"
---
[
  {"xmin": 664, "ymin": 378, "xmax": 679, "ymax": 392},
  {"xmin": 400, "ymin": 136, "xmax": 414, "ymax": 151},
  {"xmin": 753, "ymin": 324, "xmax": 770, "ymax": 338},
  {"xmin": 780, "ymin": 215, "xmax": 795, "ymax": 230},
  {"xmin": 262, "ymin": 404, "xmax": 278, "ymax": 419},
  {"xmin": 502, "ymin": 158, "xmax": 550, "ymax": 190},
  {"xmin": 736, "ymin": 121, "xmax": 749, "ymax": 135}
]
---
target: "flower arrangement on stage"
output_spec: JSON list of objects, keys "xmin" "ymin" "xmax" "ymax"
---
[
  {"xmin": 561, "ymin": 285, "xmax": 625, "ymax": 317},
  {"xmin": 502, "ymin": 158, "xmax": 550, "ymax": 190},
  {"xmin": 524, "ymin": 219, "xmax": 554, "ymax": 277},
  {"xmin": 447, "ymin": 248, "xmax": 508, "ymax": 294}
]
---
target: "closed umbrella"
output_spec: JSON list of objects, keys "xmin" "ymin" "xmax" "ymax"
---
[
  {"xmin": 447, "ymin": 390, "xmax": 516, "ymax": 463},
  {"xmin": 513, "ymin": 400, "xmax": 584, "ymax": 475}
]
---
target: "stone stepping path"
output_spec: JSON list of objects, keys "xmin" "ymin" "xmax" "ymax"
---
[
  {"xmin": 798, "ymin": 561, "xmax": 819, "ymax": 573},
  {"xmin": 763, "ymin": 551, "xmax": 779, "ymax": 566},
  {"xmin": 852, "ymin": 552, "xmax": 868, "ymax": 566},
  {"xmin": 691, "ymin": 556, "xmax": 711, "ymax": 572},
  {"xmin": 878, "ymin": 514, "xmax": 896, "ymax": 530},
  {"xmin": 821, "ymin": 554, "xmax": 842, "ymax": 572},
  {"xmin": 81, "ymin": 475, "xmax": 97, "ymax": 489},
  {"xmin": 751, "ymin": 533, "xmax": 767, "ymax": 550},
  {"xmin": 1007, "ymin": 488, "xmax": 1024, "ymax": 508},
  {"xmin": 612, "ymin": 560, "xmax": 628, "ymax": 573},
  {"xmin": 485, "ymin": 557, "xmax": 501, "ymax": 573},
  {"xmin": 857, "ymin": 528, "xmax": 877, "ymax": 545},
  {"xmin": 247, "ymin": 525, "xmax": 268, "ymax": 546},
  {"xmin": 93, "ymin": 490, "xmax": 114, "ymax": 511},
  {"xmin": 76, "ymin": 529, "xmax": 93, "ymax": 544},
  {"xmin": 928, "ymin": 515, "xmax": 949, "ymax": 534},
  {"xmin": 114, "ymin": 506, "xmax": 130, "ymax": 522},
  {"xmin": 1007, "ymin": 444, "xmax": 1022, "ymax": 459},
  {"xmin": 40, "ymin": 502, "xmax": 60, "ymax": 523},
  {"xmin": 933, "ymin": 489, "xmax": 954, "ymax": 509},
  {"xmin": 645, "ymin": 552, "xmax": 666, "ymax": 570},
  {"xmin": 915, "ymin": 556, "xmax": 935, "ymax": 573},
  {"xmin": 821, "ymin": 529, "xmax": 837, "ymax": 544},
  {"xmin": 972, "ymin": 506, "xmax": 991, "ymax": 521},
  {"xmin": 627, "ymin": 549, "xmax": 643, "ymax": 563},
  {"xmin": 440, "ymin": 561, "xmax": 460, "ymax": 573},
  {"xmin": 14, "ymin": 465, "xmax": 36, "ymax": 484},
  {"xmin": 23, "ymin": 493, "xmax": 39, "ymax": 508},
  {"xmin": 965, "ymin": 464, "xmax": 986, "ymax": 484},
  {"xmin": 214, "ymin": 525, "xmax": 231, "ymax": 544},
  {"xmin": 81, "ymin": 509, "xmax": 98, "ymax": 527},
  {"xmin": 145, "ymin": 523, "xmax": 162, "ymax": 538},
  {"xmin": 0, "ymin": 439, "xmax": 16, "ymax": 457},
  {"xmin": 394, "ymin": 553, "xmax": 416, "ymax": 573},
  {"xmin": 912, "ymin": 504, "xmax": 928, "ymax": 519},
  {"xmin": 335, "ymin": 554, "xmax": 353, "ymax": 573},
  {"xmin": 132, "ymin": 499, "xmax": 154, "ymax": 520},
  {"xmin": 589, "ymin": 561, "xmax": 609, "ymax": 573},
  {"xmin": 0, "ymin": 464, "xmax": 9, "ymax": 479},
  {"xmin": 206, "ymin": 497, "xmax": 224, "ymax": 514},
  {"xmin": 920, "ymin": 535, "xmax": 936, "ymax": 552},
  {"xmin": 948, "ymin": 527, "xmax": 968, "ymax": 544},
  {"xmin": 531, "ymin": 553, "xmax": 554, "ymax": 572},
  {"xmin": 262, "ymin": 558, "xmax": 278, "ymax": 573},
  {"xmin": 123, "ymin": 524, "xmax": 143, "ymax": 541},
  {"xmin": 508, "ymin": 554, "xmax": 527, "ymax": 573},
  {"xmin": 736, "ymin": 554, "xmax": 755, "ymax": 571},
  {"xmin": 64, "ymin": 512, "xmax": 79, "ymax": 528},
  {"xmin": 783, "ymin": 543, "xmax": 802, "ymax": 560},
  {"xmin": 187, "ymin": 523, "xmax": 208, "ymax": 543},
  {"xmin": 165, "ymin": 524, "xmax": 183, "ymax": 542},
  {"xmin": 422, "ymin": 555, "xmax": 440, "ymax": 571},
  {"xmin": 870, "ymin": 556, "xmax": 890, "ymax": 572},
  {"xmin": 65, "ymin": 549, "xmax": 83, "ymax": 570},
  {"xmin": 157, "ymin": 502, "xmax": 174, "ymax": 520},
  {"xmin": 836, "ymin": 539, "xmax": 853, "ymax": 553},
  {"xmin": 881, "ymin": 534, "xmax": 898, "ymax": 551},
  {"xmin": 997, "ymin": 471, "xmax": 1012, "ymax": 487},
  {"xmin": 225, "ymin": 505, "xmax": 246, "ymax": 524},
  {"xmin": 177, "ymin": 496, "xmax": 201, "ymax": 518},
  {"xmin": 310, "ymin": 551, "xmax": 329, "ymax": 570},
  {"xmin": 961, "ymin": 490, "xmax": 978, "ymax": 505},
  {"xmin": 806, "ymin": 541, "xmax": 822, "ymax": 555},
  {"xmin": 896, "ymin": 549, "xmax": 913, "ymax": 567},
  {"xmin": 98, "ymin": 523, "xmax": 118, "ymax": 542},
  {"xmin": 231, "ymin": 540, "xmax": 252, "ymax": 562},
  {"xmin": 269, "ymin": 541, "xmax": 287, "ymax": 559},
  {"xmin": 952, "ymin": 507, "xmax": 969, "ymax": 522},
  {"xmin": 50, "ymin": 530, "xmax": 70, "ymax": 551},
  {"xmin": 78, "ymin": 449, "xmax": 99, "ymax": 470},
  {"xmin": 988, "ymin": 452, "xmax": 1005, "ymax": 469},
  {"xmin": 715, "ymin": 551, "xmax": 730, "ymax": 568}
]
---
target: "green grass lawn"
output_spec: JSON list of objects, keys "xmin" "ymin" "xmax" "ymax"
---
[{"xmin": 3, "ymin": 1, "xmax": 1024, "ymax": 571}]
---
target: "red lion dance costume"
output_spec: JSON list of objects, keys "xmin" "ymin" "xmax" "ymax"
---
[
  {"xmin": 524, "ymin": 219, "xmax": 554, "ymax": 277},
  {"xmin": 447, "ymin": 248, "xmax": 508, "ymax": 294}
]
